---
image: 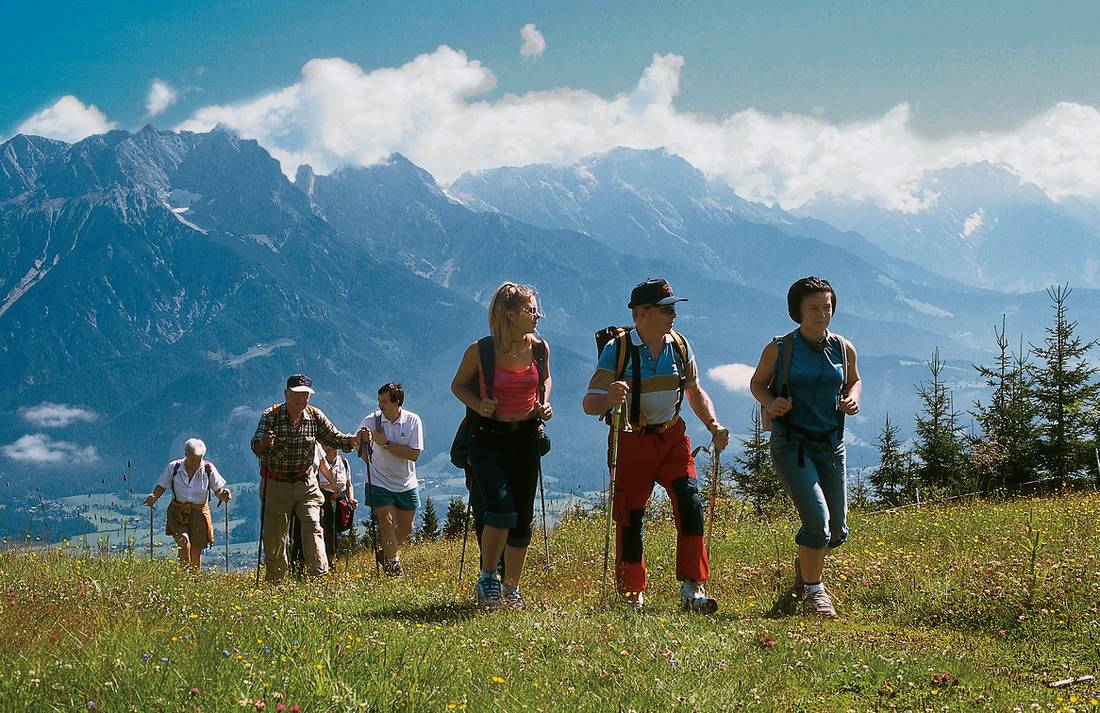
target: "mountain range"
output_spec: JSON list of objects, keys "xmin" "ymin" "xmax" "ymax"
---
[{"xmin": 2, "ymin": 128, "xmax": 1097, "ymax": 538}]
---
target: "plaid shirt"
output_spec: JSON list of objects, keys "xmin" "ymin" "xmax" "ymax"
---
[{"xmin": 251, "ymin": 404, "xmax": 357, "ymax": 473}]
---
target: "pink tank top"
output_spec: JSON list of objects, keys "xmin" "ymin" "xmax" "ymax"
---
[{"xmin": 480, "ymin": 364, "xmax": 539, "ymax": 416}]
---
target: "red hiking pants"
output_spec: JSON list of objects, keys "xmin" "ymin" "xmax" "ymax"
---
[{"xmin": 610, "ymin": 419, "xmax": 709, "ymax": 593}]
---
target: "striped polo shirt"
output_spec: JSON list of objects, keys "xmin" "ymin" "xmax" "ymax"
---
[{"xmin": 587, "ymin": 329, "xmax": 698, "ymax": 427}]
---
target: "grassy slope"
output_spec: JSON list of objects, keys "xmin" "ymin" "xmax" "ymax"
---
[{"xmin": 0, "ymin": 492, "xmax": 1098, "ymax": 712}]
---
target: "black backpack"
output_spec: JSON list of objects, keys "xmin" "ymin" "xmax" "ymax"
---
[
  {"xmin": 449, "ymin": 337, "xmax": 550, "ymax": 469},
  {"xmin": 593, "ymin": 326, "xmax": 690, "ymax": 426},
  {"xmin": 762, "ymin": 330, "xmax": 851, "ymax": 439}
]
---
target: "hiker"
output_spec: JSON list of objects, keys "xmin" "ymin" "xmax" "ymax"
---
[
  {"xmin": 145, "ymin": 438, "xmax": 231, "ymax": 568},
  {"xmin": 450, "ymin": 282, "xmax": 553, "ymax": 608},
  {"xmin": 358, "ymin": 383, "xmax": 424, "ymax": 577},
  {"xmin": 251, "ymin": 374, "xmax": 366, "ymax": 583},
  {"xmin": 749, "ymin": 276, "xmax": 861, "ymax": 618},
  {"xmin": 288, "ymin": 444, "xmax": 356, "ymax": 572},
  {"xmin": 582, "ymin": 278, "xmax": 729, "ymax": 612}
]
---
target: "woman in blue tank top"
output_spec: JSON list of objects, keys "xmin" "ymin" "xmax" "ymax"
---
[{"xmin": 749, "ymin": 276, "xmax": 862, "ymax": 618}]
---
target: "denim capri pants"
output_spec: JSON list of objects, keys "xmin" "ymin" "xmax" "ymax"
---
[{"xmin": 770, "ymin": 431, "xmax": 848, "ymax": 550}]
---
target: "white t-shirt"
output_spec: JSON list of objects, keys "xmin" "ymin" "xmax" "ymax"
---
[
  {"xmin": 357, "ymin": 408, "xmax": 423, "ymax": 493},
  {"xmin": 156, "ymin": 459, "xmax": 227, "ymax": 505}
]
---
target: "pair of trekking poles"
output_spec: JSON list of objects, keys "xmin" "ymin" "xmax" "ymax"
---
[{"xmin": 599, "ymin": 406, "xmax": 724, "ymax": 601}]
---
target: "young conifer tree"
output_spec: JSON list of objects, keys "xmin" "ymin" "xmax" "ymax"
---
[
  {"xmin": 914, "ymin": 349, "xmax": 969, "ymax": 494},
  {"xmin": 971, "ymin": 317, "xmax": 1042, "ymax": 491},
  {"xmin": 732, "ymin": 408, "xmax": 782, "ymax": 514},
  {"xmin": 442, "ymin": 497, "xmax": 467, "ymax": 539},
  {"xmin": 870, "ymin": 413, "xmax": 910, "ymax": 506},
  {"xmin": 1028, "ymin": 285, "xmax": 1100, "ymax": 486},
  {"xmin": 418, "ymin": 497, "xmax": 440, "ymax": 541}
]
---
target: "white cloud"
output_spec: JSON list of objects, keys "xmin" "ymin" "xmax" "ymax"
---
[
  {"xmin": 2, "ymin": 434, "xmax": 100, "ymax": 464},
  {"xmin": 145, "ymin": 79, "xmax": 178, "ymax": 117},
  {"xmin": 175, "ymin": 48, "xmax": 1100, "ymax": 211},
  {"xmin": 18, "ymin": 402, "xmax": 99, "ymax": 428},
  {"xmin": 15, "ymin": 96, "xmax": 115, "ymax": 143},
  {"xmin": 519, "ymin": 24, "xmax": 546, "ymax": 59},
  {"xmin": 707, "ymin": 363, "xmax": 756, "ymax": 393}
]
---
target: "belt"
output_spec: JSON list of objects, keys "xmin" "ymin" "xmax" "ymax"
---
[
  {"xmin": 260, "ymin": 467, "xmax": 313, "ymax": 482},
  {"xmin": 479, "ymin": 417, "xmax": 537, "ymax": 432},
  {"xmin": 631, "ymin": 416, "xmax": 681, "ymax": 435}
]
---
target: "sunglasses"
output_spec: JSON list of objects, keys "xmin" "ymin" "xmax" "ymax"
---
[{"xmin": 648, "ymin": 305, "xmax": 676, "ymax": 316}]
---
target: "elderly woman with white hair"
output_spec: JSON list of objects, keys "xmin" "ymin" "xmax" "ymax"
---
[{"xmin": 145, "ymin": 438, "xmax": 232, "ymax": 568}]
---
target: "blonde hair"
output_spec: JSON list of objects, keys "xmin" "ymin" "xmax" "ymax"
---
[{"xmin": 488, "ymin": 282, "xmax": 538, "ymax": 349}]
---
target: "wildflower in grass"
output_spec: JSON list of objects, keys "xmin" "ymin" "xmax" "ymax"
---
[
  {"xmin": 491, "ymin": 676, "xmax": 505, "ymax": 684},
  {"xmin": 253, "ymin": 700, "xmax": 266, "ymax": 711},
  {"xmin": 190, "ymin": 687, "xmax": 199, "ymax": 696},
  {"xmin": 86, "ymin": 702, "xmax": 96, "ymax": 711},
  {"xmin": 141, "ymin": 652, "xmax": 153, "ymax": 662},
  {"xmin": 223, "ymin": 649, "xmax": 231, "ymax": 657}
]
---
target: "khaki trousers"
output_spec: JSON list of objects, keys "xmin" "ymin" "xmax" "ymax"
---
[{"xmin": 261, "ymin": 477, "xmax": 328, "ymax": 582}]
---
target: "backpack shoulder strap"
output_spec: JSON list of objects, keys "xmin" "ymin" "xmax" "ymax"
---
[
  {"xmin": 375, "ymin": 412, "xmax": 382, "ymax": 433},
  {"xmin": 669, "ymin": 330, "xmax": 690, "ymax": 416},
  {"xmin": 477, "ymin": 336, "xmax": 496, "ymax": 400},
  {"xmin": 777, "ymin": 330, "xmax": 799, "ymax": 397},
  {"xmin": 533, "ymin": 339, "xmax": 549, "ymax": 404}
]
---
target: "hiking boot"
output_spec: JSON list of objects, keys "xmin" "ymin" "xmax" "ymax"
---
[
  {"xmin": 802, "ymin": 585, "xmax": 838, "ymax": 618},
  {"xmin": 385, "ymin": 559, "xmax": 405, "ymax": 578},
  {"xmin": 680, "ymin": 581, "xmax": 718, "ymax": 614},
  {"xmin": 502, "ymin": 584, "xmax": 526, "ymax": 609},
  {"xmin": 476, "ymin": 571, "xmax": 502, "ymax": 610},
  {"xmin": 622, "ymin": 591, "xmax": 644, "ymax": 611}
]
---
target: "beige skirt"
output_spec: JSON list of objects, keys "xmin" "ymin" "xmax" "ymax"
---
[{"xmin": 165, "ymin": 500, "xmax": 215, "ymax": 549}]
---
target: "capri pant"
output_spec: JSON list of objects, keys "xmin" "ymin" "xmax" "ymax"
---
[
  {"xmin": 468, "ymin": 418, "xmax": 540, "ymax": 549},
  {"xmin": 770, "ymin": 431, "xmax": 848, "ymax": 550}
]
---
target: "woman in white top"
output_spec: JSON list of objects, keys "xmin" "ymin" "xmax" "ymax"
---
[{"xmin": 145, "ymin": 438, "xmax": 231, "ymax": 568}]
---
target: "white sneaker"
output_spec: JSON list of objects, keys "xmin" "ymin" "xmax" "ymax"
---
[
  {"xmin": 623, "ymin": 591, "xmax": 644, "ymax": 611},
  {"xmin": 680, "ymin": 581, "xmax": 718, "ymax": 614}
]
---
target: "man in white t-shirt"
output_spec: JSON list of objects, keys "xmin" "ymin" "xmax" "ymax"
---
[{"xmin": 358, "ymin": 382, "xmax": 423, "ymax": 577}]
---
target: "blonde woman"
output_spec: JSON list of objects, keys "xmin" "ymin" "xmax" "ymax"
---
[{"xmin": 451, "ymin": 282, "xmax": 553, "ymax": 609}]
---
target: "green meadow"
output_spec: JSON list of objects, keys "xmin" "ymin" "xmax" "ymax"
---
[{"xmin": 1, "ymin": 491, "xmax": 1097, "ymax": 712}]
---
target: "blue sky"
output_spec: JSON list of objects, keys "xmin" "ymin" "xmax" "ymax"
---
[
  {"xmin": 6, "ymin": 1, "xmax": 1100, "ymax": 135},
  {"xmin": 5, "ymin": 1, "xmax": 1100, "ymax": 210}
]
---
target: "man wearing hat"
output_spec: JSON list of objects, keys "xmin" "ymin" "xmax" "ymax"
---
[
  {"xmin": 145, "ymin": 437, "xmax": 231, "ymax": 569},
  {"xmin": 583, "ymin": 278, "xmax": 730, "ymax": 612},
  {"xmin": 251, "ymin": 374, "xmax": 365, "ymax": 582}
]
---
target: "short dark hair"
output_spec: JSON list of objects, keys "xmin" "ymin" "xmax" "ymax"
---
[
  {"xmin": 378, "ymin": 382, "xmax": 405, "ymax": 407},
  {"xmin": 787, "ymin": 276, "xmax": 837, "ymax": 323}
]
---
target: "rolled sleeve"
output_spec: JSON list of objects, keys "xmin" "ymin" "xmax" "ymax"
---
[{"xmin": 587, "ymin": 341, "xmax": 620, "ymax": 395}]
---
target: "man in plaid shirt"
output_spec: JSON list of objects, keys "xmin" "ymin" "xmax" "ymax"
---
[{"xmin": 251, "ymin": 374, "xmax": 365, "ymax": 582}]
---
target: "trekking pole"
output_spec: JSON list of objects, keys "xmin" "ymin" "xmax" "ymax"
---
[
  {"xmin": 148, "ymin": 503, "xmax": 154, "ymax": 560},
  {"xmin": 458, "ymin": 499, "xmax": 472, "ymax": 587},
  {"xmin": 360, "ymin": 441, "xmax": 380, "ymax": 577},
  {"xmin": 223, "ymin": 497, "xmax": 230, "ymax": 574},
  {"xmin": 602, "ymin": 404, "xmax": 622, "ymax": 602},
  {"xmin": 256, "ymin": 466, "xmax": 270, "ymax": 587},
  {"xmin": 538, "ymin": 463, "xmax": 551, "ymax": 571},
  {"xmin": 707, "ymin": 448, "xmax": 720, "ymax": 554}
]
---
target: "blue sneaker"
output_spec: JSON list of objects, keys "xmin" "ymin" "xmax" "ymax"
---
[{"xmin": 476, "ymin": 571, "xmax": 502, "ymax": 610}]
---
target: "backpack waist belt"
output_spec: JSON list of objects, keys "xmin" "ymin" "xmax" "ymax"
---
[
  {"xmin": 629, "ymin": 414, "xmax": 682, "ymax": 435},
  {"xmin": 259, "ymin": 464, "xmax": 312, "ymax": 481}
]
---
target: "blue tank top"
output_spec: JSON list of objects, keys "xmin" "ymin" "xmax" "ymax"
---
[{"xmin": 774, "ymin": 331, "xmax": 845, "ymax": 434}]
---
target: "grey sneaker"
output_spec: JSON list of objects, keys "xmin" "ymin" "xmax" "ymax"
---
[
  {"xmin": 623, "ymin": 591, "xmax": 644, "ymax": 611},
  {"xmin": 476, "ymin": 571, "xmax": 502, "ymax": 610},
  {"xmin": 802, "ymin": 585, "xmax": 838, "ymax": 618},
  {"xmin": 502, "ymin": 584, "xmax": 526, "ymax": 609},
  {"xmin": 385, "ymin": 559, "xmax": 405, "ymax": 578},
  {"xmin": 680, "ymin": 581, "xmax": 718, "ymax": 614}
]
